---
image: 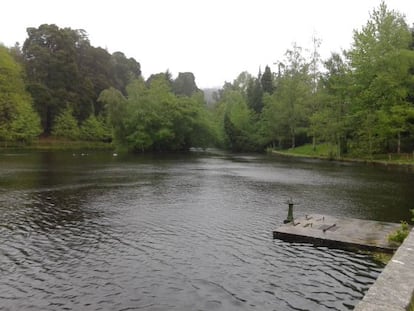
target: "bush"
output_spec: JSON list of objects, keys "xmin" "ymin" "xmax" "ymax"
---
[
  {"xmin": 388, "ymin": 221, "xmax": 410, "ymax": 245},
  {"xmin": 79, "ymin": 115, "xmax": 112, "ymax": 142},
  {"xmin": 52, "ymin": 108, "xmax": 79, "ymax": 140}
]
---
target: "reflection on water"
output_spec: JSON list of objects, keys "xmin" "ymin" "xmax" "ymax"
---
[{"xmin": 0, "ymin": 150, "xmax": 413, "ymax": 310}]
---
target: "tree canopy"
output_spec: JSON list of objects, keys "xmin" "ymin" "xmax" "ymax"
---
[
  {"xmin": 2, "ymin": 2, "xmax": 414, "ymax": 156},
  {"xmin": 211, "ymin": 2, "xmax": 414, "ymax": 156},
  {"xmin": 22, "ymin": 24, "xmax": 141, "ymax": 134},
  {"xmin": 0, "ymin": 45, "xmax": 41, "ymax": 145},
  {"xmin": 99, "ymin": 75, "xmax": 215, "ymax": 152}
]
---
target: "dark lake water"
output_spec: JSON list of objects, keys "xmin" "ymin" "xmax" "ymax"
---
[{"xmin": 0, "ymin": 150, "xmax": 413, "ymax": 311}]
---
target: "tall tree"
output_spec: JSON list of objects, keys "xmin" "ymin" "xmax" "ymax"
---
[
  {"xmin": 100, "ymin": 75, "xmax": 215, "ymax": 152},
  {"xmin": 246, "ymin": 71, "xmax": 264, "ymax": 114},
  {"xmin": 51, "ymin": 107, "xmax": 80, "ymax": 140},
  {"xmin": 261, "ymin": 65, "xmax": 274, "ymax": 94},
  {"xmin": 172, "ymin": 72, "xmax": 199, "ymax": 97},
  {"xmin": 309, "ymin": 52, "xmax": 351, "ymax": 157},
  {"xmin": 222, "ymin": 90, "xmax": 259, "ymax": 151},
  {"xmin": 23, "ymin": 24, "xmax": 89, "ymax": 132},
  {"xmin": 110, "ymin": 51, "xmax": 141, "ymax": 94},
  {"xmin": 0, "ymin": 45, "xmax": 41, "ymax": 144},
  {"xmin": 274, "ymin": 44, "xmax": 311, "ymax": 148},
  {"xmin": 98, "ymin": 87, "xmax": 128, "ymax": 145},
  {"xmin": 347, "ymin": 2, "xmax": 414, "ymax": 155},
  {"xmin": 307, "ymin": 35, "xmax": 322, "ymax": 150},
  {"xmin": 22, "ymin": 24, "xmax": 141, "ymax": 134}
]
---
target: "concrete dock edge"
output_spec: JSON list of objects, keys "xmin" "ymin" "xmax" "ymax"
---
[{"xmin": 354, "ymin": 228, "xmax": 414, "ymax": 311}]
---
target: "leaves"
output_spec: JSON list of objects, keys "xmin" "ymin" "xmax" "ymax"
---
[
  {"xmin": 102, "ymin": 74, "xmax": 216, "ymax": 152},
  {"xmin": 22, "ymin": 24, "xmax": 141, "ymax": 134},
  {"xmin": 0, "ymin": 45, "xmax": 41, "ymax": 144},
  {"xmin": 51, "ymin": 107, "xmax": 79, "ymax": 140},
  {"xmin": 347, "ymin": 1, "xmax": 414, "ymax": 155}
]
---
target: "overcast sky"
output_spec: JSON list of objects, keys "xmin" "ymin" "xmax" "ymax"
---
[{"xmin": 1, "ymin": 0, "xmax": 413, "ymax": 88}]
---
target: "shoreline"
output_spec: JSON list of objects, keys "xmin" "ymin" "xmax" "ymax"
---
[
  {"xmin": 0, "ymin": 139, "xmax": 113, "ymax": 151},
  {"xmin": 270, "ymin": 149, "xmax": 414, "ymax": 170}
]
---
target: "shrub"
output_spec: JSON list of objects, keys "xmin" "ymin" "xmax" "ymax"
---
[
  {"xmin": 52, "ymin": 108, "xmax": 79, "ymax": 140},
  {"xmin": 388, "ymin": 221, "xmax": 410, "ymax": 245},
  {"xmin": 79, "ymin": 115, "xmax": 112, "ymax": 142}
]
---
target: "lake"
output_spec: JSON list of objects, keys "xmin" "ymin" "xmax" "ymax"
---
[{"xmin": 0, "ymin": 150, "xmax": 413, "ymax": 310}]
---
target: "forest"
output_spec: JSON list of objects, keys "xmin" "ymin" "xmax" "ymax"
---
[{"xmin": 1, "ymin": 2, "xmax": 414, "ymax": 157}]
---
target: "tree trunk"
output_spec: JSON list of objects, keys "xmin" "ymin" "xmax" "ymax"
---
[{"xmin": 397, "ymin": 132, "xmax": 401, "ymax": 154}]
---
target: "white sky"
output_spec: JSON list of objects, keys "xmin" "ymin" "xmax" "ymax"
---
[{"xmin": 1, "ymin": 0, "xmax": 413, "ymax": 88}]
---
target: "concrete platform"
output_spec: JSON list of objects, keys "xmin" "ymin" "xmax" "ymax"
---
[
  {"xmin": 354, "ymin": 228, "xmax": 414, "ymax": 311},
  {"xmin": 273, "ymin": 214, "xmax": 403, "ymax": 252}
]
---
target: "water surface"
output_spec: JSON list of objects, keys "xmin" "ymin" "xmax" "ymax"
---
[{"xmin": 0, "ymin": 150, "xmax": 413, "ymax": 310}]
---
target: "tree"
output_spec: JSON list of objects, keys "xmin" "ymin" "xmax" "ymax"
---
[
  {"xmin": 98, "ymin": 86, "xmax": 128, "ymax": 144},
  {"xmin": 22, "ymin": 24, "xmax": 141, "ymax": 134},
  {"xmin": 347, "ymin": 2, "xmax": 414, "ymax": 155},
  {"xmin": 260, "ymin": 93, "xmax": 289, "ymax": 148},
  {"xmin": 172, "ymin": 72, "xmax": 199, "ymax": 97},
  {"xmin": 309, "ymin": 52, "xmax": 351, "ymax": 157},
  {"xmin": 246, "ymin": 72, "xmax": 263, "ymax": 114},
  {"xmin": 261, "ymin": 65, "xmax": 274, "ymax": 94},
  {"xmin": 110, "ymin": 51, "xmax": 141, "ymax": 94},
  {"xmin": 77, "ymin": 45, "xmax": 113, "ymax": 116},
  {"xmin": 51, "ymin": 107, "xmax": 79, "ymax": 140},
  {"xmin": 0, "ymin": 45, "xmax": 41, "ymax": 145},
  {"xmin": 307, "ymin": 35, "xmax": 322, "ymax": 150},
  {"xmin": 100, "ymin": 75, "xmax": 216, "ymax": 152},
  {"xmin": 232, "ymin": 71, "xmax": 253, "ymax": 94},
  {"xmin": 79, "ymin": 115, "xmax": 112, "ymax": 142},
  {"xmin": 273, "ymin": 44, "xmax": 312, "ymax": 148},
  {"xmin": 22, "ymin": 24, "xmax": 90, "ymax": 133},
  {"xmin": 217, "ymin": 88, "xmax": 260, "ymax": 151}
]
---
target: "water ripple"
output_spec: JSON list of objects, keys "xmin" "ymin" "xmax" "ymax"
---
[{"xmin": 0, "ymin": 151, "xmax": 395, "ymax": 310}]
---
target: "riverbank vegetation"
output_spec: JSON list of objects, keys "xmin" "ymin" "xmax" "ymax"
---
[
  {"xmin": 388, "ymin": 221, "xmax": 410, "ymax": 246},
  {"xmin": 1, "ymin": 2, "xmax": 414, "ymax": 156}
]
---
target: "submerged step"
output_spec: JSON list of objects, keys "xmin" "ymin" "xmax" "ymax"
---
[{"xmin": 273, "ymin": 214, "xmax": 403, "ymax": 252}]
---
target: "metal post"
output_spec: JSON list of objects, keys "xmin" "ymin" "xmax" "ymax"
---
[{"xmin": 284, "ymin": 199, "xmax": 294, "ymax": 224}]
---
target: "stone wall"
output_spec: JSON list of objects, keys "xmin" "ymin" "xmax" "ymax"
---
[{"xmin": 354, "ymin": 228, "xmax": 414, "ymax": 311}]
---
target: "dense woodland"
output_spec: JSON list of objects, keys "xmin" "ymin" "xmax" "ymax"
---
[{"xmin": 1, "ymin": 3, "xmax": 414, "ymax": 156}]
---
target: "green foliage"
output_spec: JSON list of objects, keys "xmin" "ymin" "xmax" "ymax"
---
[
  {"xmin": 261, "ymin": 65, "xmax": 274, "ymax": 94},
  {"xmin": 101, "ymin": 74, "xmax": 216, "ymax": 152},
  {"xmin": 246, "ymin": 73, "xmax": 264, "ymax": 114},
  {"xmin": 271, "ymin": 44, "xmax": 312, "ymax": 148},
  {"xmin": 22, "ymin": 24, "xmax": 140, "ymax": 134},
  {"xmin": 216, "ymin": 87, "xmax": 261, "ymax": 152},
  {"xmin": 347, "ymin": 2, "xmax": 414, "ymax": 155},
  {"xmin": 283, "ymin": 143, "xmax": 337, "ymax": 158},
  {"xmin": 4, "ymin": 2, "xmax": 414, "ymax": 155},
  {"xmin": 51, "ymin": 108, "xmax": 80, "ymax": 140},
  {"xmin": 172, "ymin": 72, "xmax": 199, "ymax": 97},
  {"xmin": 411, "ymin": 209, "xmax": 414, "ymax": 222},
  {"xmin": 97, "ymin": 86, "xmax": 128, "ymax": 143},
  {"xmin": 110, "ymin": 51, "xmax": 141, "ymax": 94},
  {"xmin": 10, "ymin": 100, "xmax": 42, "ymax": 143},
  {"xmin": 79, "ymin": 115, "xmax": 112, "ymax": 142},
  {"xmin": 388, "ymin": 221, "xmax": 410, "ymax": 245},
  {"xmin": 371, "ymin": 252, "xmax": 392, "ymax": 265},
  {"xmin": 0, "ymin": 45, "xmax": 41, "ymax": 145}
]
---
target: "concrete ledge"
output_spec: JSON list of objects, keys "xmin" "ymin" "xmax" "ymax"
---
[
  {"xmin": 354, "ymin": 228, "xmax": 414, "ymax": 311},
  {"xmin": 274, "ymin": 214, "xmax": 401, "ymax": 253}
]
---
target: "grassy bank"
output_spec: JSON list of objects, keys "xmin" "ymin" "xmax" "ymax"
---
[
  {"xmin": 270, "ymin": 144, "xmax": 414, "ymax": 168},
  {"xmin": 1, "ymin": 138, "xmax": 114, "ymax": 151}
]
